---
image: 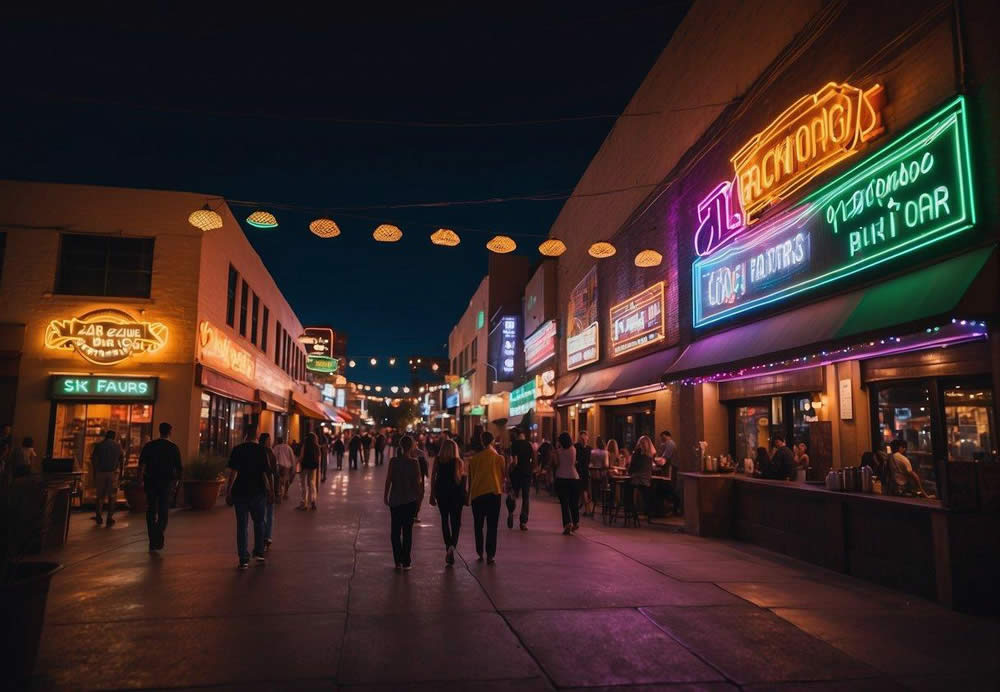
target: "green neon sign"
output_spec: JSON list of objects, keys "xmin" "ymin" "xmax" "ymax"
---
[
  {"xmin": 693, "ymin": 96, "xmax": 976, "ymax": 327},
  {"xmin": 50, "ymin": 375, "xmax": 158, "ymax": 401},
  {"xmin": 306, "ymin": 355, "xmax": 338, "ymax": 373},
  {"xmin": 476, "ymin": 310, "xmax": 485, "ymax": 329},
  {"xmin": 469, "ymin": 405, "xmax": 485, "ymax": 416},
  {"xmin": 509, "ymin": 380, "xmax": 536, "ymax": 417}
]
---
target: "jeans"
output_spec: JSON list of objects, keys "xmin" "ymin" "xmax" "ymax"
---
[
  {"xmin": 94, "ymin": 471, "xmax": 118, "ymax": 520},
  {"xmin": 509, "ymin": 474, "xmax": 530, "ymax": 525},
  {"xmin": 471, "ymin": 493, "xmax": 500, "ymax": 559},
  {"xmin": 235, "ymin": 493, "xmax": 267, "ymax": 563},
  {"xmin": 437, "ymin": 499, "xmax": 463, "ymax": 548},
  {"xmin": 349, "ymin": 449, "xmax": 359, "ymax": 469},
  {"xmin": 145, "ymin": 484, "xmax": 171, "ymax": 548},
  {"xmin": 336, "ymin": 452, "xmax": 344, "ymax": 469},
  {"xmin": 375, "ymin": 448, "xmax": 384, "ymax": 465},
  {"xmin": 300, "ymin": 468, "xmax": 317, "ymax": 505},
  {"xmin": 363, "ymin": 447, "xmax": 371, "ymax": 465},
  {"xmin": 390, "ymin": 501, "xmax": 417, "ymax": 566},
  {"xmin": 320, "ymin": 453, "xmax": 328, "ymax": 481},
  {"xmin": 555, "ymin": 478, "xmax": 580, "ymax": 527},
  {"xmin": 264, "ymin": 500, "xmax": 274, "ymax": 541}
]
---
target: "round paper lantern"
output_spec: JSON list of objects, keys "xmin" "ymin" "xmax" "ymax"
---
[
  {"xmin": 486, "ymin": 235, "xmax": 517, "ymax": 253},
  {"xmin": 634, "ymin": 249, "xmax": 663, "ymax": 267},
  {"xmin": 246, "ymin": 211, "xmax": 278, "ymax": 229},
  {"xmin": 309, "ymin": 218, "xmax": 341, "ymax": 238},
  {"xmin": 588, "ymin": 241, "xmax": 616, "ymax": 258},
  {"xmin": 373, "ymin": 224, "xmax": 403, "ymax": 242},
  {"xmin": 430, "ymin": 228, "xmax": 461, "ymax": 246},
  {"xmin": 188, "ymin": 206, "xmax": 223, "ymax": 231},
  {"xmin": 538, "ymin": 238, "xmax": 567, "ymax": 256}
]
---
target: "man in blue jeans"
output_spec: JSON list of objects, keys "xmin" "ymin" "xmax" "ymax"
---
[
  {"xmin": 137, "ymin": 422, "xmax": 183, "ymax": 551},
  {"xmin": 225, "ymin": 432, "xmax": 273, "ymax": 570}
]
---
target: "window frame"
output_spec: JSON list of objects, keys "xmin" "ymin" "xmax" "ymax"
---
[
  {"xmin": 226, "ymin": 265, "xmax": 239, "ymax": 327},
  {"xmin": 55, "ymin": 233, "xmax": 155, "ymax": 298},
  {"xmin": 250, "ymin": 292, "xmax": 259, "ymax": 346},
  {"xmin": 239, "ymin": 280, "xmax": 249, "ymax": 336},
  {"xmin": 261, "ymin": 307, "xmax": 269, "ymax": 354}
]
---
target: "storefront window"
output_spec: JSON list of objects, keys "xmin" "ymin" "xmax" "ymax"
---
[
  {"xmin": 199, "ymin": 391, "xmax": 251, "ymax": 456},
  {"xmin": 878, "ymin": 383, "xmax": 935, "ymax": 485},
  {"xmin": 944, "ymin": 386, "xmax": 995, "ymax": 462},
  {"xmin": 791, "ymin": 397, "xmax": 819, "ymax": 451},
  {"xmin": 733, "ymin": 401, "xmax": 772, "ymax": 461}
]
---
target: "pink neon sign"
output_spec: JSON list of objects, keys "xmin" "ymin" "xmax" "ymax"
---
[{"xmin": 694, "ymin": 178, "xmax": 743, "ymax": 257}]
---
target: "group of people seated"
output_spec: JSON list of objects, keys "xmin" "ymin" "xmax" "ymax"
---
[{"xmin": 862, "ymin": 439, "xmax": 932, "ymax": 497}]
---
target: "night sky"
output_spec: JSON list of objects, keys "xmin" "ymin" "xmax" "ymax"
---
[{"xmin": 1, "ymin": 3, "xmax": 688, "ymax": 386}]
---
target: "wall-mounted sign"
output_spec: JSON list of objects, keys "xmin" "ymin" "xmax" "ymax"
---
[
  {"xmin": 469, "ymin": 405, "xmax": 485, "ymax": 416},
  {"xmin": 693, "ymin": 96, "xmax": 975, "ymax": 327},
  {"xmin": 567, "ymin": 267, "xmax": 599, "ymax": 370},
  {"xmin": 336, "ymin": 388, "xmax": 346, "ymax": 408},
  {"xmin": 302, "ymin": 327, "xmax": 338, "ymax": 373},
  {"xmin": 51, "ymin": 375, "xmax": 157, "ymax": 401},
  {"xmin": 524, "ymin": 320, "xmax": 556, "ymax": 372},
  {"xmin": 509, "ymin": 380, "xmax": 536, "ymax": 417},
  {"xmin": 446, "ymin": 392, "xmax": 460, "ymax": 409},
  {"xmin": 839, "ymin": 379, "xmax": 853, "ymax": 420},
  {"xmin": 501, "ymin": 316, "xmax": 518, "ymax": 377},
  {"xmin": 610, "ymin": 282, "xmax": 665, "ymax": 357},
  {"xmin": 44, "ymin": 309, "xmax": 167, "ymax": 366},
  {"xmin": 198, "ymin": 321, "xmax": 256, "ymax": 380}
]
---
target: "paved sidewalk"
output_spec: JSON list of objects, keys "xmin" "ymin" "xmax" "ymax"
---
[{"xmin": 32, "ymin": 461, "xmax": 1000, "ymax": 691}]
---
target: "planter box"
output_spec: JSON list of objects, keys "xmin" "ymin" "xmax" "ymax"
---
[
  {"xmin": 183, "ymin": 479, "xmax": 224, "ymax": 510},
  {"xmin": 124, "ymin": 486, "xmax": 147, "ymax": 513}
]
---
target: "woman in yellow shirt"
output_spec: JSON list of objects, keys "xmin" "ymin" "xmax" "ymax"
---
[{"xmin": 465, "ymin": 431, "xmax": 505, "ymax": 563}]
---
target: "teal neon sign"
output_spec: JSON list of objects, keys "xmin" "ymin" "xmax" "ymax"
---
[
  {"xmin": 50, "ymin": 375, "xmax": 158, "ymax": 401},
  {"xmin": 509, "ymin": 380, "xmax": 536, "ymax": 417},
  {"xmin": 693, "ymin": 96, "xmax": 976, "ymax": 327}
]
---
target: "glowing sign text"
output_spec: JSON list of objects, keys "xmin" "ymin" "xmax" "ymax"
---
[
  {"xmin": 45, "ymin": 309, "xmax": 167, "ymax": 366},
  {"xmin": 198, "ymin": 321, "xmax": 257, "ymax": 380},
  {"xmin": 610, "ymin": 282, "xmax": 665, "ymax": 356},
  {"xmin": 51, "ymin": 375, "xmax": 157, "ymax": 401}
]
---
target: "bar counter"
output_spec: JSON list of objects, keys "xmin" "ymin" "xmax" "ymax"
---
[{"xmin": 681, "ymin": 471, "xmax": 1000, "ymax": 614}]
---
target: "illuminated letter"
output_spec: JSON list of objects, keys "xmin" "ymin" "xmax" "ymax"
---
[{"xmin": 694, "ymin": 179, "xmax": 743, "ymax": 256}]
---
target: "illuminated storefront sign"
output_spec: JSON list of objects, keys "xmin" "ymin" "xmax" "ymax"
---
[
  {"xmin": 51, "ymin": 375, "xmax": 157, "ymax": 401},
  {"xmin": 470, "ymin": 405, "xmax": 485, "ymax": 416},
  {"xmin": 44, "ymin": 309, "xmax": 168, "ymax": 366},
  {"xmin": 198, "ymin": 321, "xmax": 256, "ymax": 380},
  {"xmin": 303, "ymin": 327, "xmax": 338, "ymax": 373},
  {"xmin": 336, "ymin": 388, "xmax": 346, "ymax": 408},
  {"xmin": 566, "ymin": 267, "xmax": 599, "ymax": 371},
  {"xmin": 734, "ymin": 82, "xmax": 885, "ymax": 226},
  {"xmin": 610, "ymin": 282, "xmax": 665, "ymax": 357},
  {"xmin": 524, "ymin": 320, "xmax": 556, "ymax": 372},
  {"xmin": 446, "ymin": 392, "xmax": 460, "ymax": 409},
  {"xmin": 509, "ymin": 380, "xmax": 536, "ymax": 417},
  {"xmin": 694, "ymin": 96, "xmax": 975, "ymax": 327},
  {"xmin": 501, "ymin": 316, "xmax": 518, "ymax": 377}
]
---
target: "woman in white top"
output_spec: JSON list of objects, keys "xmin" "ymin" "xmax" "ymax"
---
[{"xmin": 554, "ymin": 432, "xmax": 580, "ymax": 534}]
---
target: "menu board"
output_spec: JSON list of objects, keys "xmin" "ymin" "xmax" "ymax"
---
[
  {"xmin": 566, "ymin": 267, "xmax": 598, "ymax": 370},
  {"xmin": 610, "ymin": 282, "xmax": 665, "ymax": 357}
]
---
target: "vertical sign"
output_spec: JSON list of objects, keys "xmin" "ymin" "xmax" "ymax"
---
[
  {"xmin": 501, "ymin": 316, "xmax": 518, "ymax": 378},
  {"xmin": 839, "ymin": 379, "xmax": 853, "ymax": 420},
  {"xmin": 566, "ymin": 266, "xmax": 599, "ymax": 370}
]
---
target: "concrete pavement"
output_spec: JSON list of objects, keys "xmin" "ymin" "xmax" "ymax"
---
[{"xmin": 32, "ymin": 457, "xmax": 1000, "ymax": 691}]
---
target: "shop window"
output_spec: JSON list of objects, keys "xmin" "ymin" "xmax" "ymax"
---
[
  {"xmin": 250, "ymin": 293, "xmax": 259, "ymax": 345},
  {"xmin": 239, "ymin": 280, "xmax": 249, "ymax": 336},
  {"xmin": 944, "ymin": 385, "xmax": 996, "ymax": 462},
  {"xmin": 199, "ymin": 391, "xmax": 250, "ymax": 456},
  {"xmin": 0, "ymin": 232, "xmax": 6, "ymax": 284},
  {"xmin": 733, "ymin": 401, "xmax": 772, "ymax": 462},
  {"xmin": 55, "ymin": 233, "xmax": 154, "ymax": 298},
  {"xmin": 226, "ymin": 265, "xmax": 238, "ymax": 327},
  {"xmin": 261, "ymin": 306, "xmax": 269, "ymax": 354},
  {"xmin": 877, "ymin": 383, "xmax": 935, "ymax": 487},
  {"xmin": 471, "ymin": 337, "xmax": 478, "ymax": 364}
]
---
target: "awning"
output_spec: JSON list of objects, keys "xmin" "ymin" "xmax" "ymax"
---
[
  {"xmin": 506, "ymin": 414, "xmax": 524, "ymax": 428},
  {"xmin": 664, "ymin": 247, "xmax": 995, "ymax": 382},
  {"xmin": 555, "ymin": 345, "xmax": 682, "ymax": 406},
  {"xmin": 292, "ymin": 393, "xmax": 327, "ymax": 420},
  {"xmin": 257, "ymin": 389, "xmax": 289, "ymax": 413},
  {"xmin": 319, "ymin": 401, "xmax": 346, "ymax": 424}
]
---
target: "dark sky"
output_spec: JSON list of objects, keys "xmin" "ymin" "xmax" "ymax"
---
[{"xmin": 1, "ymin": 3, "xmax": 688, "ymax": 386}]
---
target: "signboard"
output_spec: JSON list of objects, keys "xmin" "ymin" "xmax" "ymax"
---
[
  {"xmin": 566, "ymin": 267, "xmax": 599, "ymax": 370},
  {"xmin": 51, "ymin": 375, "xmax": 157, "ymax": 401},
  {"xmin": 336, "ymin": 388, "xmax": 346, "ymax": 408},
  {"xmin": 839, "ymin": 379, "xmax": 853, "ymax": 420},
  {"xmin": 469, "ymin": 405, "xmax": 485, "ymax": 416},
  {"xmin": 198, "ymin": 321, "xmax": 256, "ymax": 380},
  {"xmin": 509, "ymin": 380, "xmax": 536, "ymax": 417},
  {"xmin": 693, "ymin": 96, "xmax": 975, "ymax": 327},
  {"xmin": 610, "ymin": 282, "xmax": 665, "ymax": 357},
  {"xmin": 44, "ymin": 309, "xmax": 167, "ymax": 366},
  {"xmin": 302, "ymin": 327, "xmax": 338, "ymax": 373},
  {"xmin": 524, "ymin": 320, "xmax": 556, "ymax": 372},
  {"xmin": 500, "ymin": 316, "xmax": 518, "ymax": 377},
  {"xmin": 445, "ymin": 392, "xmax": 460, "ymax": 409}
]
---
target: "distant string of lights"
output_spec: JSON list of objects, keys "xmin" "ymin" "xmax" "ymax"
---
[
  {"xmin": 348, "ymin": 382, "xmax": 450, "ymax": 395},
  {"xmin": 344, "ymin": 356, "xmax": 442, "ymax": 372}
]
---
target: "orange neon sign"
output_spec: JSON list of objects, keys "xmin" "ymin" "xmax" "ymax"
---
[
  {"xmin": 45, "ymin": 309, "xmax": 168, "ymax": 365},
  {"xmin": 198, "ymin": 321, "xmax": 256, "ymax": 380},
  {"xmin": 732, "ymin": 82, "xmax": 885, "ymax": 225}
]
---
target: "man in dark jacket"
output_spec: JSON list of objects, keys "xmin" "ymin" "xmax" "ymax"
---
[
  {"xmin": 348, "ymin": 432, "xmax": 362, "ymax": 470},
  {"xmin": 137, "ymin": 422, "xmax": 183, "ymax": 551},
  {"xmin": 766, "ymin": 436, "xmax": 797, "ymax": 481},
  {"xmin": 226, "ymin": 432, "xmax": 272, "ymax": 569},
  {"xmin": 374, "ymin": 432, "xmax": 386, "ymax": 466}
]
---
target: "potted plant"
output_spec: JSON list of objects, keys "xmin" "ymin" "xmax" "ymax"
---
[
  {"xmin": 182, "ymin": 455, "xmax": 227, "ymax": 510},
  {"xmin": 120, "ymin": 466, "xmax": 146, "ymax": 513},
  {"xmin": 1, "ymin": 464, "xmax": 63, "ymax": 684}
]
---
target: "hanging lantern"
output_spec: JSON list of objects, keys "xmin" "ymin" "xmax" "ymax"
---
[
  {"xmin": 309, "ymin": 218, "xmax": 341, "ymax": 238},
  {"xmin": 403, "ymin": 386, "xmax": 410, "ymax": 393},
  {"xmin": 588, "ymin": 241, "xmax": 616, "ymax": 258},
  {"xmin": 349, "ymin": 360, "xmax": 356, "ymax": 368},
  {"xmin": 486, "ymin": 235, "xmax": 516, "ymax": 253},
  {"xmin": 373, "ymin": 224, "xmax": 403, "ymax": 242},
  {"xmin": 246, "ymin": 211, "xmax": 278, "ymax": 229},
  {"xmin": 391, "ymin": 386, "xmax": 399, "ymax": 393},
  {"xmin": 375, "ymin": 386, "xmax": 382, "ymax": 392},
  {"xmin": 538, "ymin": 238, "xmax": 567, "ymax": 257},
  {"xmin": 634, "ymin": 249, "xmax": 663, "ymax": 267},
  {"xmin": 188, "ymin": 205, "xmax": 223, "ymax": 231},
  {"xmin": 430, "ymin": 228, "xmax": 461, "ymax": 247}
]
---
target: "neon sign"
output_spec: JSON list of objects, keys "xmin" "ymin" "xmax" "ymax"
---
[
  {"xmin": 610, "ymin": 282, "xmax": 665, "ymax": 356},
  {"xmin": 45, "ymin": 309, "xmax": 168, "ymax": 365},
  {"xmin": 693, "ymin": 96, "xmax": 975, "ymax": 327},
  {"xmin": 524, "ymin": 320, "xmax": 556, "ymax": 372},
  {"xmin": 51, "ymin": 375, "xmax": 158, "ymax": 401},
  {"xmin": 733, "ymin": 82, "xmax": 885, "ymax": 226},
  {"xmin": 501, "ymin": 316, "xmax": 518, "ymax": 377},
  {"xmin": 509, "ymin": 380, "xmax": 536, "ymax": 417},
  {"xmin": 303, "ymin": 327, "xmax": 337, "ymax": 373},
  {"xmin": 198, "ymin": 321, "xmax": 256, "ymax": 380}
]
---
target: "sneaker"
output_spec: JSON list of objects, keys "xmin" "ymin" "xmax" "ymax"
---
[
  {"xmin": 238, "ymin": 562, "xmax": 249, "ymax": 570},
  {"xmin": 402, "ymin": 564, "xmax": 412, "ymax": 571},
  {"xmin": 507, "ymin": 512, "xmax": 514, "ymax": 529},
  {"xmin": 487, "ymin": 556, "xmax": 496, "ymax": 565},
  {"xmin": 520, "ymin": 524, "xmax": 528, "ymax": 531},
  {"xmin": 563, "ymin": 525, "xmax": 572, "ymax": 535},
  {"xmin": 572, "ymin": 523, "xmax": 580, "ymax": 532},
  {"xmin": 106, "ymin": 517, "xmax": 116, "ymax": 527},
  {"xmin": 265, "ymin": 538, "xmax": 273, "ymax": 551},
  {"xmin": 254, "ymin": 554, "xmax": 267, "ymax": 564},
  {"xmin": 446, "ymin": 546, "xmax": 455, "ymax": 565},
  {"xmin": 94, "ymin": 515, "xmax": 103, "ymax": 526},
  {"xmin": 395, "ymin": 563, "xmax": 403, "ymax": 571},
  {"xmin": 477, "ymin": 554, "xmax": 484, "ymax": 562}
]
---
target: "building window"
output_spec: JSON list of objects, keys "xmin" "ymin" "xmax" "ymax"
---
[
  {"xmin": 226, "ymin": 265, "xmax": 238, "ymax": 327},
  {"xmin": 471, "ymin": 337, "xmax": 478, "ymax": 364},
  {"xmin": 199, "ymin": 391, "xmax": 252, "ymax": 456},
  {"xmin": 239, "ymin": 280, "xmax": 249, "ymax": 336},
  {"xmin": 452, "ymin": 357, "xmax": 457, "ymax": 375},
  {"xmin": 275, "ymin": 322, "xmax": 282, "ymax": 365},
  {"xmin": 55, "ymin": 233, "xmax": 154, "ymax": 298},
  {"xmin": 261, "ymin": 307, "xmax": 269, "ymax": 354},
  {"xmin": 250, "ymin": 293, "xmax": 259, "ymax": 346},
  {"xmin": 0, "ymin": 232, "xmax": 6, "ymax": 285}
]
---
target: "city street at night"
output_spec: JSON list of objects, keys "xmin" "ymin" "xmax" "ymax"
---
[{"xmin": 32, "ymin": 460, "xmax": 1000, "ymax": 691}]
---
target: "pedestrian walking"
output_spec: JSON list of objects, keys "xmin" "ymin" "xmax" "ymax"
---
[
  {"xmin": 91, "ymin": 430, "xmax": 124, "ymax": 527},
  {"xmin": 575, "ymin": 431, "xmax": 593, "ymax": 516},
  {"xmin": 259, "ymin": 433, "xmax": 278, "ymax": 550},
  {"xmin": 297, "ymin": 432, "xmax": 321, "ymax": 510},
  {"xmin": 362, "ymin": 430, "xmax": 373, "ymax": 467},
  {"xmin": 554, "ymin": 432, "xmax": 580, "ymax": 534},
  {"xmin": 466, "ymin": 431, "xmax": 504, "ymax": 564},
  {"xmin": 429, "ymin": 438, "xmax": 466, "ymax": 565},
  {"xmin": 333, "ymin": 433, "xmax": 345, "ymax": 470},
  {"xmin": 506, "ymin": 427, "xmax": 535, "ymax": 530},
  {"xmin": 348, "ymin": 431, "xmax": 362, "ymax": 470},
  {"xmin": 225, "ymin": 432, "xmax": 273, "ymax": 569},
  {"xmin": 317, "ymin": 430, "xmax": 329, "ymax": 483},
  {"xmin": 273, "ymin": 436, "xmax": 295, "ymax": 499},
  {"xmin": 384, "ymin": 435, "xmax": 424, "ymax": 571},
  {"xmin": 137, "ymin": 422, "xmax": 183, "ymax": 551},
  {"xmin": 374, "ymin": 431, "xmax": 386, "ymax": 466}
]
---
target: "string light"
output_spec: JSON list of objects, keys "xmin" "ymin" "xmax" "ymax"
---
[
  {"xmin": 349, "ymin": 360, "xmax": 356, "ymax": 368},
  {"xmin": 634, "ymin": 249, "xmax": 662, "ymax": 267},
  {"xmin": 389, "ymin": 357, "xmax": 396, "ymax": 366},
  {"xmin": 430, "ymin": 228, "xmax": 461, "ymax": 246},
  {"xmin": 370, "ymin": 357, "xmax": 377, "ymax": 366}
]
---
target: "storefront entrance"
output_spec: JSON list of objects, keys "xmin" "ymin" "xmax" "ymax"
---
[
  {"xmin": 729, "ymin": 394, "xmax": 820, "ymax": 462},
  {"xmin": 199, "ymin": 391, "xmax": 254, "ymax": 456},
  {"xmin": 606, "ymin": 402, "xmax": 655, "ymax": 451}
]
